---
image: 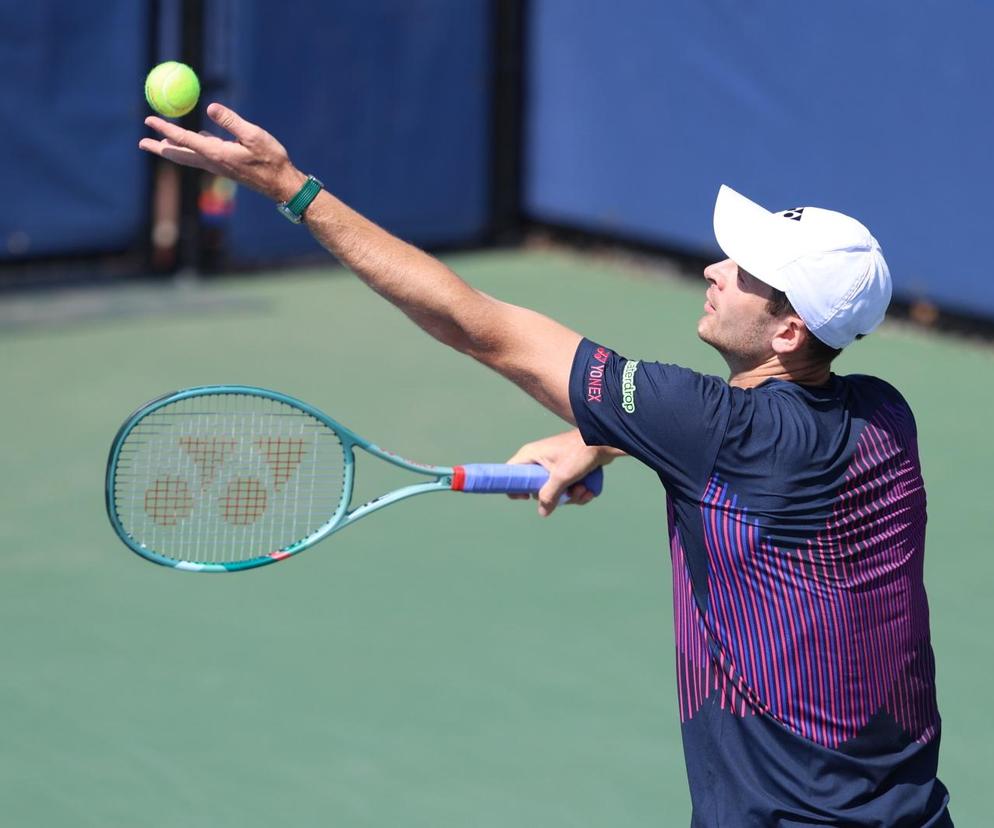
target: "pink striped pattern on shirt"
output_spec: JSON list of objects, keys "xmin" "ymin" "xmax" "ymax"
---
[{"xmin": 671, "ymin": 403, "xmax": 940, "ymax": 748}]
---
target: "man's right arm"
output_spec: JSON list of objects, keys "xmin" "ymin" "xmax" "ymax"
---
[
  {"xmin": 295, "ymin": 185, "xmax": 583, "ymax": 419},
  {"xmin": 139, "ymin": 104, "xmax": 582, "ymax": 422}
]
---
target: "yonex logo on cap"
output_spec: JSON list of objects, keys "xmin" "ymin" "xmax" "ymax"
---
[{"xmin": 781, "ymin": 208, "xmax": 805, "ymax": 222}]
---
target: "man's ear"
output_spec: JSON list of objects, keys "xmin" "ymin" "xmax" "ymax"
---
[{"xmin": 771, "ymin": 315, "xmax": 806, "ymax": 355}]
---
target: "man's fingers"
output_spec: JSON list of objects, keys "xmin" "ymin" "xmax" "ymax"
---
[
  {"xmin": 207, "ymin": 102, "xmax": 259, "ymax": 144},
  {"xmin": 568, "ymin": 485, "xmax": 596, "ymax": 506},
  {"xmin": 536, "ymin": 476, "xmax": 568, "ymax": 518},
  {"xmin": 144, "ymin": 116, "xmax": 217, "ymax": 156},
  {"xmin": 138, "ymin": 138, "xmax": 213, "ymax": 171},
  {"xmin": 565, "ymin": 482, "xmax": 591, "ymax": 504},
  {"xmin": 504, "ymin": 446, "xmax": 537, "ymax": 466},
  {"xmin": 159, "ymin": 144, "xmax": 214, "ymax": 170}
]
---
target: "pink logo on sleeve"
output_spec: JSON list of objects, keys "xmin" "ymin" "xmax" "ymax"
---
[{"xmin": 586, "ymin": 347, "xmax": 611, "ymax": 403}]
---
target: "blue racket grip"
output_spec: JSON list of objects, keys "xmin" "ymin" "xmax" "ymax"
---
[{"xmin": 452, "ymin": 463, "xmax": 604, "ymax": 499}]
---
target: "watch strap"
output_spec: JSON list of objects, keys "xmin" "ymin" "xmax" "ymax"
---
[{"xmin": 277, "ymin": 175, "xmax": 324, "ymax": 223}]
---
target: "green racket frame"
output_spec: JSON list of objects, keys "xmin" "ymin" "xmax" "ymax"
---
[
  {"xmin": 106, "ymin": 386, "xmax": 603, "ymax": 573},
  {"xmin": 106, "ymin": 386, "xmax": 457, "ymax": 572}
]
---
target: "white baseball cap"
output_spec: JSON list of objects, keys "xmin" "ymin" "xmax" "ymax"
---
[{"xmin": 712, "ymin": 184, "xmax": 892, "ymax": 349}]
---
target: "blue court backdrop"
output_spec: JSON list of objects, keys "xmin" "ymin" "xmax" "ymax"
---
[
  {"xmin": 4, "ymin": 0, "xmax": 994, "ymax": 323},
  {"xmin": 525, "ymin": 0, "xmax": 994, "ymax": 318},
  {"xmin": 0, "ymin": 0, "xmax": 493, "ymax": 263},
  {"xmin": 0, "ymin": 1, "xmax": 150, "ymax": 260},
  {"xmin": 213, "ymin": 0, "xmax": 494, "ymax": 261}
]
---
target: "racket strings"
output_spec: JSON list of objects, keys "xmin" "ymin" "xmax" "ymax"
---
[{"xmin": 112, "ymin": 393, "xmax": 347, "ymax": 564}]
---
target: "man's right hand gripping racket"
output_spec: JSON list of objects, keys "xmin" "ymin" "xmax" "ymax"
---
[{"xmin": 105, "ymin": 386, "xmax": 604, "ymax": 572}]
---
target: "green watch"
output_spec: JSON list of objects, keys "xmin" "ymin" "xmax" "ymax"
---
[{"xmin": 276, "ymin": 175, "xmax": 324, "ymax": 224}]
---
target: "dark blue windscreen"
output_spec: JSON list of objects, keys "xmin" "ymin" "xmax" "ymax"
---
[
  {"xmin": 526, "ymin": 1, "xmax": 994, "ymax": 318},
  {"xmin": 0, "ymin": 1, "xmax": 150, "ymax": 259},
  {"xmin": 218, "ymin": 1, "xmax": 493, "ymax": 261}
]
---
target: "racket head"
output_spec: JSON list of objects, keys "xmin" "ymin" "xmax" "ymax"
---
[{"xmin": 105, "ymin": 386, "xmax": 356, "ymax": 572}]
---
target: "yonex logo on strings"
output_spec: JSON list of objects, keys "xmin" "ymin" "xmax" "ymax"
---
[
  {"xmin": 143, "ymin": 436, "xmax": 307, "ymax": 527},
  {"xmin": 781, "ymin": 207, "xmax": 805, "ymax": 222}
]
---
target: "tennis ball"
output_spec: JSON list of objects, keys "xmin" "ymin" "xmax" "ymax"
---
[{"xmin": 144, "ymin": 61, "xmax": 200, "ymax": 118}]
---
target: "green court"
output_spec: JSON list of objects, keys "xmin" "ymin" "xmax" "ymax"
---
[{"xmin": 1, "ymin": 249, "xmax": 988, "ymax": 825}]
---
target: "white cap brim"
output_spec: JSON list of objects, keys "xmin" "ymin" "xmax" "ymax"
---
[{"xmin": 713, "ymin": 184, "xmax": 791, "ymax": 291}]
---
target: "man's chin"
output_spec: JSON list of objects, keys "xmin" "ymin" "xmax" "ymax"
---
[
  {"xmin": 697, "ymin": 321, "xmax": 732, "ymax": 359},
  {"xmin": 697, "ymin": 317, "xmax": 716, "ymax": 345}
]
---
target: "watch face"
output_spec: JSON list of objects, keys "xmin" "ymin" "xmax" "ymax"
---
[{"xmin": 276, "ymin": 202, "xmax": 303, "ymax": 223}]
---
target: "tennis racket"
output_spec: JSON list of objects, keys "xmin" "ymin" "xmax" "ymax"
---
[{"xmin": 105, "ymin": 386, "xmax": 604, "ymax": 572}]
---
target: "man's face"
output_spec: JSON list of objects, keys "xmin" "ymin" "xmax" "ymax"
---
[{"xmin": 697, "ymin": 259, "xmax": 780, "ymax": 365}]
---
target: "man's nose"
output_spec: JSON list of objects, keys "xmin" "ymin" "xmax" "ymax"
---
[{"xmin": 703, "ymin": 262, "xmax": 722, "ymax": 286}]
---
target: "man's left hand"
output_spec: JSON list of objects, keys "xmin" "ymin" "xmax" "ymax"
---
[{"xmin": 139, "ymin": 103, "xmax": 306, "ymax": 202}]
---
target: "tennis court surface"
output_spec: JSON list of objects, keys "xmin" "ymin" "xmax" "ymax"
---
[{"xmin": 1, "ymin": 248, "xmax": 988, "ymax": 825}]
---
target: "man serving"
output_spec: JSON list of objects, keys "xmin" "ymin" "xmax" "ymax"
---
[{"xmin": 141, "ymin": 104, "xmax": 951, "ymax": 826}]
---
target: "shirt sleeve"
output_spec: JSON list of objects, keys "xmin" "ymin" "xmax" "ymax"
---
[{"xmin": 569, "ymin": 337, "xmax": 732, "ymax": 496}]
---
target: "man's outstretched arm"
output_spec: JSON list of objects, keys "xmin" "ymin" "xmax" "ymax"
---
[{"xmin": 139, "ymin": 104, "xmax": 581, "ymax": 421}]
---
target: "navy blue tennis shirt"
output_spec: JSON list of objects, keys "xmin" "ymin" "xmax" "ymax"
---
[{"xmin": 569, "ymin": 338, "xmax": 952, "ymax": 826}]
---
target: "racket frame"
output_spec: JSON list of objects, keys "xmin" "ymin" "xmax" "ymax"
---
[{"xmin": 105, "ymin": 385, "xmax": 456, "ymax": 572}]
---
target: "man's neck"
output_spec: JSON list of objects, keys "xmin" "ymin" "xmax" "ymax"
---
[{"xmin": 727, "ymin": 354, "xmax": 833, "ymax": 389}]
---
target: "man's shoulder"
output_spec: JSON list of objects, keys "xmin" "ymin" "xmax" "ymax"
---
[
  {"xmin": 745, "ymin": 373, "xmax": 910, "ymax": 406},
  {"xmin": 837, "ymin": 372, "xmax": 912, "ymax": 409},
  {"xmin": 722, "ymin": 373, "xmax": 915, "ymax": 433}
]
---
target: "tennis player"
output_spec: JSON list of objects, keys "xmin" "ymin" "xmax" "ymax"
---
[{"xmin": 140, "ymin": 104, "xmax": 952, "ymax": 826}]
